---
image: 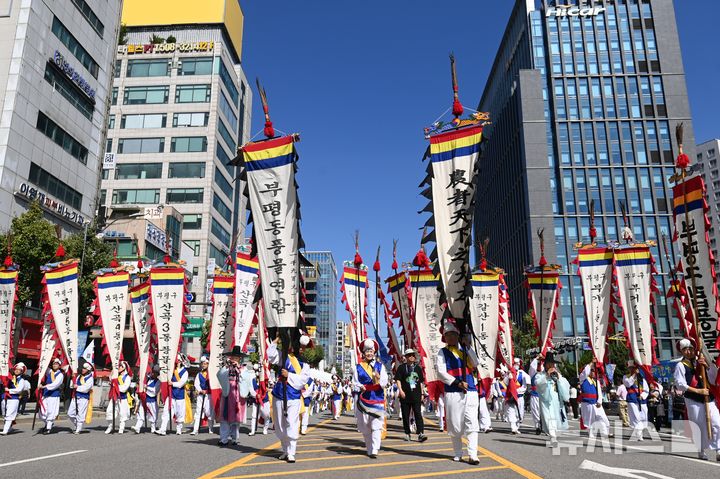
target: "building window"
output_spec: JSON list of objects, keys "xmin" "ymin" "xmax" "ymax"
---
[
  {"xmin": 43, "ymin": 63, "xmax": 94, "ymax": 120},
  {"xmin": 127, "ymin": 59, "xmax": 169, "ymax": 77},
  {"xmin": 213, "ymin": 193, "xmax": 232, "ymax": 223},
  {"xmin": 166, "ymin": 188, "xmax": 204, "ymax": 203},
  {"xmin": 211, "ymin": 218, "xmax": 231, "ymax": 245},
  {"xmin": 175, "ymin": 84, "xmax": 211, "ymax": 103},
  {"xmin": 36, "ymin": 111, "xmax": 88, "ymax": 164},
  {"xmin": 105, "ymin": 139, "xmax": 112, "ymax": 153},
  {"xmin": 214, "ymin": 168, "xmax": 233, "ymax": 199},
  {"xmin": 115, "ymin": 59, "xmax": 122, "ymax": 78},
  {"xmin": 709, "ymin": 148, "xmax": 717, "ymax": 158},
  {"xmin": 118, "ymin": 138, "xmax": 164, "ymax": 154},
  {"xmin": 121, "ymin": 113, "xmax": 166, "ymax": 129},
  {"xmin": 171, "ymin": 136, "xmax": 208, "ymax": 153},
  {"xmin": 112, "ymin": 87, "xmax": 118, "ymax": 105},
  {"xmin": 219, "ymin": 92, "xmax": 238, "ymax": 131},
  {"xmin": 99, "ymin": 189, "xmax": 107, "ymax": 205},
  {"xmin": 123, "ymin": 85, "xmax": 169, "ymax": 105},
  {"xmin": 108, "ymin": 115, "xmax": 115, "ymax": 129},
  {"xmin": 51, "ymin": 16, "xmax": 99, "ymax": 78},
  {"xmin": 185, "ymin": 239, "xmax": 201, "ymax": 256},
  {"xmin": 111, "ymin": 189, "xmax": 160, "ymax": 204},
  {"xmin": 169, "ymin": 162, "xmax": 205, "ymax": 179},
  {"xmin": 218, "ymin": 61, "xmax": 239, "ymax": 105},
  {"xmin": 182, "ymin": 214, "xmax": 202, "ymax": 231},
  {"xmin": 216, "ymin": 142, "xmax": 235, "ymax": 178},
  {"xmin": 115, "ymin": 163, "xmax": 162, "ymax": 180},
  {"xmin": 179, "ymin": 57, "xmax": 213, "ymax": 76},
  {"xmin": 209, "ymin": 243, "xmax": 227, "ymax": 266},
  {"xmin": 28, "ymin": 162, "xmax": 82, "ymax": 210},
  {"xmin": 218, "ymin": 119, "xmax": 236, "ymax": 150},
  {"xmin": 71, "ymin": 0, "xmax": 104, "ymax": 37},
  {"xmin": 173, "ymin": 112, "xmax": 209, "ymax": 128}
]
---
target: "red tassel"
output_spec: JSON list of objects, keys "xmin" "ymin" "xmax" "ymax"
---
[
  {"xmin": 373, "ymin": 260, "xmax": 380, "ymax": 272},
  {"xmin": 391, "ymin": 259, "xmax": 398, "ymax": 270},
  {"xmin": 55, "ymin": 244, "xmax": 65, "ymax": 258},
  {"xmin": 539, "ymin": 256, "xmax": 548, "ymax": 267},
  {"xmin": 164, "ymin": 254, "xmax": 172, "ymax": 264},
  {"xmin": 589, "ymin": 227, "xmax": 597, "ymax": 241},
  {"xmin": 137, "ymin": 258, "xmax": 144, "ymax": 269},
  {"xmin": 353, "ymin": 253, "xmax": 363, "ymax": 268},
  {"xmin": 3, "ymin": 255, "xmax": 12, "ymax": 268},
  {"xmin": 480, "ymin": 258, "xmax": 488, "ymax": 271},
  {"xmin": 452, "ymin": 98, "xmax": 463, "ymax": 118},
  {"xmin": 413, "ymin": 249, "xmax": 430, "ymax": 268},
  {"xmin": 676, "ymin": 153, "xmax": 689, "ymax": 170},
  {"xmin": 109, "ymin": 258, "xmax": 119, "ymax": 268},
  {"xmin": 264, "ymin": 120, "xmax": 275, "ymax": 139}
]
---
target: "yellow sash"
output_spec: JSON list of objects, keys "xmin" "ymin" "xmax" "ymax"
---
[
  {"xmin": 447, "ymin": 345, "xmax": 475, "ymax": 370},
  {"xmin": 184, "ymin": 394, "xmax": 194, "ymax": 424},
  {"xmin": 119, "ymin": 374, "xmax": 133, "ymax": 409},
  {"xmin": 359, "ymin": 360, "xmax": 375, "ymax": 381},
  {"xmin": 85, "ymin": 390, "xmax": 94, "ymax": 424},
  {"xmin": 288, "ymin": 354, "xmax": 306, "ymax": 416}
]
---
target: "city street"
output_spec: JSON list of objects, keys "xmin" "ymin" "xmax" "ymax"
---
[{"xmin": 1, "ymin": 410, "xmax": 718, "ymax": 478}]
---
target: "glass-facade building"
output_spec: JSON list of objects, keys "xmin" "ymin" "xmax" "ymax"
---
[
  {"xmin": 474, "ymin": 0, "xmax": 696, "ymax": 360},
  {"xmin": 305, "ymin": 251, "xmax": 338, "ymax": 365}
]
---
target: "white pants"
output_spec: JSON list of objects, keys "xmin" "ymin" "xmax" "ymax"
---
[
  {"xmin": 437, "ymin": 395, "xmax": 445, "ymax": 430},
  {"xmin": 40, "ymin": 396, "xmax": 60, "ymax": 430},
  {"xmin": 250, "ymin": 401, "xmax": 271, "ymax": 434},
  {"xmin": 301, "ymin": 402, "xmax": 311, "ymax": 432},
  {"xmin": 444, "ymin": 391, "xmax": 479, "ymax": 460},
  {"xmin": 628, "ymin": 402, "xmax": 648, "ymax": 437},
  {"xmin": 580, "ymin": 402, "xmax": 610, "ymax": 437},
  {"xmin": 505, "ymin": 400, "xmax": 520, "ymax": 432},
  {"xmin": 68, "ymin": 397, "xmax": 89, "ymax": 432},
  {"xmin": 530, "ymin": 395, "xmax": 541, "ymax": 429},
  {"xmin": 105, "ymin": 399, "xmax": 130, "ymax": 421},
  {"xmin": 134, "ymin": 401, "xmax": 159, "ymax": 431},
  {"xmin": 160, "ymin": 397, "xmax": 186, "ymax": 433},
  {"xmin": 193, "ymin": 394, "xmax": 214, "ymax": 433},
  {"xmin": 685, "ymin": 398, "xmax": 720, "ymax": 452},
  {"xmin": 517, "ymin": 395, "xmax": 525, "ymax": 422},
  {"xmin": 493, "ymin": 397, "xmax": 503, "ymax": 419},
  {"xmin": 356, "ymin": 407, "xmax": 384, "ymax": 455},
  {"xmin": 333, "ymin": 399, "xmax": 342, "ymax": 418},
  {"xmin": 479, "ymin": 396, "xmax": 492, "ymax": 431},
  {"xmin": 273, "ymin": 398, "xmax": 301, "ymax": 456},
  {"xmin": 2, "ymin": 398, "xmax": 19, "ymax": 433}
]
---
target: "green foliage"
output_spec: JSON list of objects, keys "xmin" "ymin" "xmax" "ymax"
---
[
  {"xmin": 512, "ymin": 309, "xmax": 539, "ymax": 367},
  {"xmin": 118, "ymin": 23, "xmax": 128, "ymax": 45},
  {"xmin": 63, "ymin": 225, "xmax": 113, "ymax": 318},
  {"xmin": 166, "ymin": 35, "xmax": 177, "ymax": 44},
  {"xmin": 150, "ymin": 34, "xmax": 165, "ymax": 44},
  {"xmin": 300, "ymin": 345, "xmax": 325, "ymax": 367},
  {"xmin": 333, "ymin": 363, "xmax": 343, "ymax": 379},
  {"xmin": 608, "ymin": 340, "xmax": 629, "ymax": 384},
  {"xmin": 200, "ymin": 318, "xmax": 210, "ymax": 350},
  {"xmin": 0, "ymin": 202, "xmax": 59, "ymax": 307}
]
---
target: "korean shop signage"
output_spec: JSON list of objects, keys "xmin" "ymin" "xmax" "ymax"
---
[
  {"xmin": 119, "ymin": 42, "xmax": 215, "ymax": 55},
  {"xmin": 52, "ymin": 51, "xmax": 96, "ymax": 100}
]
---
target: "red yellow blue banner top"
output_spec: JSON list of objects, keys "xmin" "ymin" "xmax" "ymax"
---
[
  {"xmin": 409, "ymin": 270, "xmax": 439, "ymax": 289},
  {"xmin": 150, "ymin": 268, "xmax": 185, "ymax": 286},
  {"xmin": 130, "ymin": 282, "xmax": 150, "ymax": 303},
  {"xmin": 672, "ymin": 175, "xmax": 704, "ymax": 216},
  {"xmin": 241, "ymin": 135, "xmax": 296, "ymax": 172},
  {"xmin": 578, "ymin": 248, "xmax": 614, "ymax": 267},
  {"xmin": 97, "ymin": 271, "xmax": 129, "ymax": 289},
  {"xmin": 343, "ymin": 267, "xmax": 367, "ymax": 288},
  {"xmin": 471, "ymin": 272, "xmax": 500, "ymax": 288},
  {"xmin": 236, "ymin": 253, "xmax": 259, "ymax": 275},
  {"xmin": 0, "ymin": 269, "xmax": 18, "ymax": 285},
  {"xmin": 526, "ymin": 272, "xmax": 560, "ymax": 290},
  {"xmin": 213, "ymin": 276, "xmax": 235, "ymax": 295},
  {"xmin": 385, "ymin": 272, "xmax": 407, "ymax": 293},
  {"xmin": 614, "ymin": 246, "xmax": 652, "ymax": 267},
  {"xmin": 45, "ymin": 263, "xmax": 78, "ymax": 285},
  {"xmin": 429, "ymin": 126, "xmax": 483, "ymax": 163}
]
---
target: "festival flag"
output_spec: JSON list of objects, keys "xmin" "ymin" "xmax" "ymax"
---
[
  {"xmin": 235, "ymin": 251, "xmax": 260, "ymax": 350},
  {"xmin": 93, "ymin": 272, "xmax": 129, "ymax": 377},
  {"xmin": 497, "ymin": 275, "xmax": 514, "ymax": 368},
  {"xmin": 149, "ymin": 267, "xmax": 187, "ymax": 399},
  {"xmin": 378, "ymin": 289, "xmax": 402, "ymax": 363},
  {"xmin": 469, "ymin": 271, "xmax": 500, "ymax": 397},
  {"xmin": 667, "ymin": 275, "xmax": 696, "ymax": 342},
  {"xmin": 240, "ymin": 134, "xmax": 302, "ymax": 336},
  {"xmin": 130, "ymin": 282, "xmax": 152, "ymax": 393},
  {"xmin": 209, "ymin": 273, "xmax": 235, "ymax": 414},
  {"xmin": 671, "ymin": 174, "xmax": 720, "ymax": 363},
  {"xmin": 409, "ymin": 269, "xmax": 444, "ymax": 401},
  {"xmin": 576, "ymin": 247, "xmax": 614, "ymax": 365},
  {"xmin": 0, "ymin": 265, "xmax": 19, "ymax": 380},
  {"xmin": 41, "ymin": 260, "xmax": 80, "ymax": 374},
  {"xmin": 385, "ymin": 271, "xmax": 413, "ymax": 350},
  {"xmin": 526, "ymin": 270, "xmax": 561, "ymax": 357},
  {"xmin": 255, "ymin": 303, "xmax": 270, "ymax": 383},
  {"xmin": 613, "ymin": 246, "xmax": 659, "ymax": 381},
  {"xmin": 341, "ymin": 264, "xmax": 368, "ymax": 359}
]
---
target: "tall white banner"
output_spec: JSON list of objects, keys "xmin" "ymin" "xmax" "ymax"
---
[
  {"xmin": 235, "ymin": 252, "xmax": 259, "ymax": 350},
  {"xmin": 409, "ymin": 270, "xmax": 444, "ymax": 400},
  {"xmin": 386, "ymin": 271, "xmax": 414, "ymax": 349},
  {"xmin": 42, "ymin": 261, "xmax": 79, "ymax": 373},
  {"xmin": 497, "ymin": 275, "xmax": 514, "ymax": 367},
  {"xmin": 0, "ymin": 268, "xmax": 18, "ymax": 379},
  {"xmin": 576, "ymin": 248, "xmax": 613, "ymax": 364},
  {"xmin": 130, "ymin": 282, "xmax": 151, "ymax": 393},
  {"xmin": 241, "ymin": 135, "xmax": 301, "ymax": 329},
  {"xmin": 341, "ymin": 265, "xmax": 368, "ymax": 352},
  {"xmin": 614, "ymin": 246, "xmax": 657, "ymax": 377},
  {"xmin": 37, "ymin": 312, "xmax": 58, "ymax": 381},
  {"xmin": 469, "ymin": 271, "xmax": 500, "ymax": 396},
  {"xmin": 526, "ymin": 270, "xmax": 561, "ymax": 356},
  {"xmin": 209, "ymin": 274, "xmax": 234, "ymax": 412},
  {"xmin": 149, "ymin": 267, "xmax": 186, "ymax": 394},
  {"xmin": 425, "ymin": 126, "xmax": 482, "ymax": 319},
  {"xmin": 94, "ymin": 271, "xmax": 129, "ymax": 379}
]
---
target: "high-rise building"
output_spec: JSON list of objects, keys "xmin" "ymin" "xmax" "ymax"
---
[
  {"xmin": 695, "ymin": 139, "xmax": 720, "ymax": 265},
  {"xmin": 304, "ymin": 251, "xmax": 338, "ymax": 366},
  {"xmin": 0, "ymin": 0, "xmax": 122, "ymax": 232},
  {"xmin": 335, "ymin": 320, "xmax": 346, "ymax": 374},
  {"xmin": 100, "ymin": 0, "xmax": 252, "ymax": 313},
  {"xmin": 301, "ymin": 262, "xmax": 319, "ymax": 337},
  {"xmin": 475, "ymin": 0, "xmax": 695, "ymax": 360}
]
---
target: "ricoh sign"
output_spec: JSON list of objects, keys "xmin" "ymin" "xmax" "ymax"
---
[{"xmin": 546, "ymin": 5, "xmax": 606, "ymax": 18}]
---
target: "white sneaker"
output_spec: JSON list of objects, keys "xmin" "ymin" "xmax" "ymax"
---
[
  {"xmin": 105, "ymin": 426, "xmax": 112, "ymax": 434},
  {"xmin": 190, "ymin": 430, "xmax": 198, "ymax": 436},
  {"xmin": 176, "ymin": 429, "xmax": 182, "ymax": 435},
  {"xmin": 453, "ymin": 456, "xmax": 461, "ymax": 462},
  {"xmin": 263, "ymin": 429, "xmax": 269, "ymax": 435},
  {"xmin": 287, "ymin": 455, "xmax": 295, "ymax": 463},
  {"xmin": 279, "ymin": 453, "xmax": 288, "ymax": 461},
  {"xmin": 132, "ymin": 426, "xmax": 140, "ymax": 434},
  {"xmin": 155, "ymin": 430, "xmax": 166, "ymax": 436},
  {"xmin": 248, "ymin": 431, "xmax": 255, "ymax": 436}
]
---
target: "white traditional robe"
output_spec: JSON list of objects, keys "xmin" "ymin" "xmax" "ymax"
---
[
  {"xmin": 534, "ymin": 370, "xmax": 570, "ymax": 441},
  {"xmin": 674, "ymin": 360, "xmax": 720, "ymax": 452}
]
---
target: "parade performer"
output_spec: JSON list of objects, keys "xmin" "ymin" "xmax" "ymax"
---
[
  {"xmin": 249, "ymin": 367, "xmax": 271, "ymax": 436},
  {"xmin": 344, "ymin": 380, "xmax": 353, "ymax": 412},
  {"xmin": 268, "ymin": 335, "xmax": 311, "ymax": 463},
  {"xmin": 492, "ymin": 377, "xmax": 504, "ymax": 421},
  {"xmin": 217, "ymin": 346, "xmax": 243, "ymax": 446},
  {"xmin": 1, "ymin": 363, "xmax": 28, "ymax": 435},
  {"xmin": 528, "ymin": 357, "xmax": 543, "ymax": 435},
  {"xmin": 354, "ymin": 338, "xmax": 388, "ymax": 459},
  {"xmin": 331, "ymin": 377, "xmax": 342, "ymax": 419},
  {"xmin": 159, "ymin": 356, "xmax": 189, "ymax": 435},
  {"xmin": 68, "ymin": 362, "xmax": 94, "ymax": 434},
  {"xmin": 578, "ymin": 359, "xmax": 611, "ymax": 439},
  {"xmin": 435, "ymin": 320, "xmax": 481, "ymax": 465},
  {"xmin": 192, "ymin": 356, "xmax": 214, "ymax": 435},
  {"xmin": 623, "ymin": 360, "xmax": 650, "ymax": 441},
  {"xmin": 133, "ymin": 365, "xmax": 160, "ymax": 434},
  {"xmin": 504, "ymin": 359, "xmax": 528, "ymax": 435},
  {"xmin": 106, "ymin": 360, "xmax": 133, "ymax": 434},
  {"xmin": 534, "ymin": 352, "xmax": 570, "ymax": 447},
  {"xmin": 673, "ymin": 338, "xmax": 720, "ymax": 461},
  {"xmin": 300, "ymin": 377, "xmax": 314, "ymax": 435},
  {"xmin": 39, "ymin": 357, "xmax": 64, "ymax": 434}
]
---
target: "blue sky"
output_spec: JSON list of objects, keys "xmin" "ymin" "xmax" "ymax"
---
[{"xmin": 239, "ymin": 1, "xmax": 720, "ymax": 320}]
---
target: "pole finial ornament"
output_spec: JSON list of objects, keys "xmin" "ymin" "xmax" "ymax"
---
[
  {"xmin": 450, "ymin": 54, "xmax": 463, "ymax": 118},
  {"xmin": 256, "ymin": 77, "xmax": 275, "ymax": 139}
]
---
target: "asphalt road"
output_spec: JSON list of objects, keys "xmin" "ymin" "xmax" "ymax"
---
[{"xmin": 1, "ymin": 407, "xmax": 719, "ymax": 478}]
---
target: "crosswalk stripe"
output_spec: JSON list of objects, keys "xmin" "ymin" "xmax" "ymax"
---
[
  {"xmin": 246, "ymin": 448, "xmax": 461, "ymax": 466},
  {"xmin": 377, "ymin": 465, "xmax": 508, "ymax": 479}
]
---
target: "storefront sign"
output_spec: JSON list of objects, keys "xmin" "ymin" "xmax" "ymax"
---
[
  {"xmin": 103, "ymin": 153, "xmax": 116, "ymax": 169},
  {"xmin": 546, "ymin": 6, "xmax": 606, "ymax": 18},
  {"xmin": 145, "ymin": 222, "xmax": 173, "ymax": 252},
  {"xmin": 119, "ymin": 41, "xmax": 215, "ymax": 55},
  {"xmin": 144, "ymin": 205, "xmax": 164, "ymax": 220},
  {"xmin": 16, "ymin": 183, "xmax": 86, "ymax": 226},
  {"xmin": 53, "ymin": 51, "xmax": 96, "ymax": 100}
]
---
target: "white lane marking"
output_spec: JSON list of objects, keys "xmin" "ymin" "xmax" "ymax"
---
[
  {"xmin": 579, "ymin": 459, "xmax": 675, "ymax": 479},
  {"xmin": 623, "ymin": 444, "xmax": 720, "ymax": 468},
  {"xmin": 0, "ymin": 450, "xmax": 88, "ymax": 468}
]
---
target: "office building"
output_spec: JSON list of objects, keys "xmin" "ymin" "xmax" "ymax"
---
[
  {"xmin": 696, "ymin": 139, "xmax": 720, "ymax": 265},
  {"xmin": 305, "ymin": 251, "xmax": 338, "ymax": 366},
  {"xmin": 100, "ymin": 0, "xmax": 252, "ymax": 311},
  {"xmin": 474, "ymin": 0, "xmax": 695, "ymax": 360},
  {"xmin": 301, "ymin": 261, "xmax": 319, "ymax": 337},
  {"xmin": 0, "ymin": 0, "xmax": 122, "ymax": 232}
]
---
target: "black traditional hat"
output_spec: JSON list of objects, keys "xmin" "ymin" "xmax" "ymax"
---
[
  {"xmin": 223, "ymin": 345, "xmax": 244, "ymax": 357},
  {"xmin": 544, "ymin": 351, "xmax": 557, "ymax": 365}
]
